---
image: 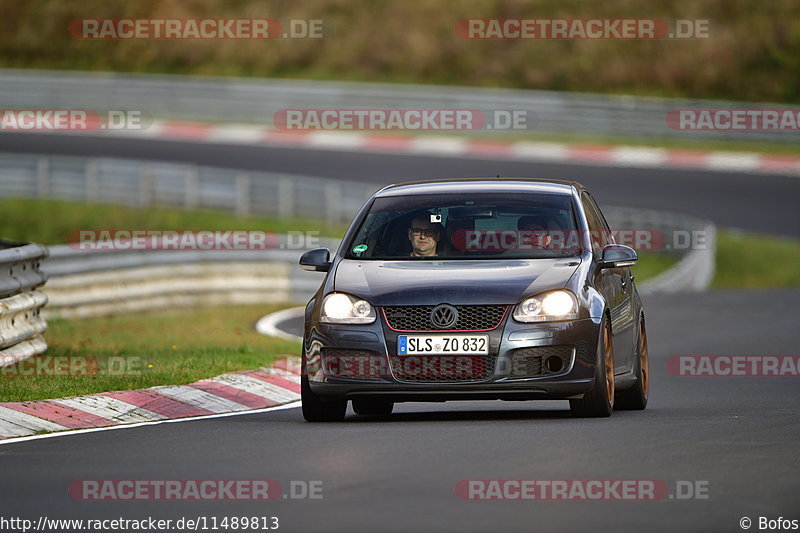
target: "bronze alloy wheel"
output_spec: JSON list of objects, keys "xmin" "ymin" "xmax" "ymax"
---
[
  {"xmin": 570, "ymin": 316, "xmax": 615, "ymax": 417},
  {"xmin": 603, "ymin": 320, "xmax": 615, "ymax": 406},
  {"xmin": 615, "ymin": 314, "xmax": 649, "ymax": 411},
  {"xmin": 639, "ymin": 319, "xmax": 649, "ymax": 399}
]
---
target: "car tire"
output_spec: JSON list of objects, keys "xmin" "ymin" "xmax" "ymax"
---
[
  {"xmin": 570, "ymin": 315, "xmax": 614, "ymax": 418},
  {"xmin": 615, "ymin": 315, "xmax": 649, "ymax": 411},
  {"xmin": 352, "ymin": 399, "xmax": 394, "ymax": 416},
  {"xmin": 301, "ymin": 376, "xmax": 347, "ymax": 422}
]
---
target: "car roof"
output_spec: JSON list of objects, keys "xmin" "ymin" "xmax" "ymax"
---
[{"xmin": 374, "ymin": 178, "xmax": 584, "ymax": 197}]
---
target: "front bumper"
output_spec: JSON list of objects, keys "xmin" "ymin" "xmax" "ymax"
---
[{"xmin": 304, "ymin": 316, "xmax": 602, "ymax": 402}]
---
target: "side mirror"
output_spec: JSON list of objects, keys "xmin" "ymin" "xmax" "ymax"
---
[
  {"xmin": 299, "ymin": 248, "xmax": 332, "ymax": 272},
  {"xmin": 599, "ymin": 244, "xmax": 638, "ymax": 269}
]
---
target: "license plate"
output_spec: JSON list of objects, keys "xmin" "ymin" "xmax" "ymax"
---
[{"xmin": 397, "ymin": 335, "xmax": 489, "ymax": 355}]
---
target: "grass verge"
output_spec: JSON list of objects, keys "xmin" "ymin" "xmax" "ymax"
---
[
  {"xmin": 0, "ymin": 304, "xmax": 301, "ymax": 402},
  {"xmin": 714, "ymin": 231, "xmax": 800, "ymax": 288},
  {"xmin": 631, "ymin": 252, "xmax": 680, "ymax": 283}
]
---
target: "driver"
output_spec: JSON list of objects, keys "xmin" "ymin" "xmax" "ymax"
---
[
  {"xmin": 517, "ymin": 215, "xmax": 553, "ymax": 249},
  {"xmin": 408, "ymin": 215, "xmax": 443, "ymax": 257}
]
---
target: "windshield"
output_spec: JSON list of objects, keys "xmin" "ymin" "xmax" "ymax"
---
[{"xmin": 344, "ymin": 192, "xmax": 582, "ymax": 260}]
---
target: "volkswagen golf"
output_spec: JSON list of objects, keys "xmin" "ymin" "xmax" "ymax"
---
[{"xmin": 299, "ymin": 178, "xmax": 649, "ymax": 421}]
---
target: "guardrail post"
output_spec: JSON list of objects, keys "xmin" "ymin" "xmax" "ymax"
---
[
  {"xmin": 236, "ymin": 173, "xmax": 250, "ymax": 216},
  {"xmin": 184, "ymin": 167, "xmax": 199, "ymax": 209},
  {"xmin": 278, "ymin": 176, "xmax": 294, "ymax": 219},
  {"xmin": 36, "ymin": 157, "xmax": 50, "ymax": 198},
  {"xmin": 325, "ymin": 182, "xmax": 343, "ymax": 225},
  {"xmin": 138, "ymin": 166, "xmax": 154, "ymax": 206},
  {"xmin": 85, "ymin": 159, "xmax": 98, "ymax": 202}
]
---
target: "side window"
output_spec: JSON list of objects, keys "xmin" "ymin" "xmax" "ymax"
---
[
  {"xmin": 580, "ymin": 194, "xmax": 608, "ymax": 252},
  {"xmin": 586, "ymin": 194, "xmax": 614, "ymax": 244},
  {"xmin": 586, "ymin": 195, "xmax": 614, "ymax": 247}
]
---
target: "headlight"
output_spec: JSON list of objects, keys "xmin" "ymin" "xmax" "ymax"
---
[
  {"xmin": 513, "ymin": 290, "xmax": 578, "ymax": 322},
  {"xmin": 320, "ymin": 293, "xmax": 376, "ymax": 324}
]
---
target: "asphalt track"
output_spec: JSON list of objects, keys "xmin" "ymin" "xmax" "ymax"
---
[
  {"xmin": 1, "ymin": 132, "xmax": 799, "ymax": 237},
  {"xmin": 1, "ymin": 133, "xmax": 799, "ymax": 532}
]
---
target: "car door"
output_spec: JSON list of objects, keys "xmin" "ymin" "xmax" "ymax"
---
[
  {"xmin": 581, "ymin": 193, "xmax": 631, "ymax": 374},
  {"xmin": 585, "ymin": 194, "xmax": 637, "ymax": 372}
]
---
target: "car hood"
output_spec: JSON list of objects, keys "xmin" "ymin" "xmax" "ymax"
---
[{"xmin": 333, "ymin": 258, "xmax": 581, "ymax": 306}]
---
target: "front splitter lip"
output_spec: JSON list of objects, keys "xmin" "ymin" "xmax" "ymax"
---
[{"xmin": 309, "ymin": 378, "xmax": 594, "ymax": 402}]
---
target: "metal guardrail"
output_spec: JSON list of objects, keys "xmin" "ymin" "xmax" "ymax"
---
[
  {"xmin": 1, "ymin": 68, "xmax": 797, "ymax": 143},
  {"xmin": 604, "ymin": 206, "xmax": 717, "ymax": 293},
  {"xmin": 0, "ymin": 152, "xmax": 379, "ymax": 224},
  {"xmin": 44, "ymin": 261, "xmax": 293, "ymax": 319},
  {"xmin": 43, "ymin": 243, "xmax": 341, "ymax": 277},
  {"xmin": 637, "ymin": 222, "xmax": 716, "ymax": 294},
  {"xmin": 42, "ymin": 241, "xmax": 339, "ymax": 318},
  {"xmin": 0, "ymin": 240, "xmax": 49, "ymax": 367}
]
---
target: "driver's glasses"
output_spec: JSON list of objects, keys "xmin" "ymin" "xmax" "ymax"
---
[
  {"xmin": 410, "ymin": 227, "xmax": 438, "ymax": 238},
  {"xmin": 521, "ymin": 226, "xmax": 548, "ymax": 237}
]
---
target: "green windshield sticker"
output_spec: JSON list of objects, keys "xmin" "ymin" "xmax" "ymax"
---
[{"xmin": 352, "ymin": 244, "xmax": 368, "ymax": 253}]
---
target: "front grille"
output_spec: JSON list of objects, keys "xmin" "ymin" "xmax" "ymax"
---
[
  {"xmin": 389, "ymin": 354, "xmax": 495, "ymax": 382},
  {"xmin": 320, "ymin": 348, "xmax": 384, "ymax": 380},
  {"xmin": 382, "ymin": 305, "xmax": 507, "ymax": 332},
  {"xmin": 508, "ymin": 346, "xmax": 574, "ymax": 378}
]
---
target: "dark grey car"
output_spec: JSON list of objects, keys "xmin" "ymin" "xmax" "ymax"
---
[{"xmin": 299, "ymin": 178, "xmax": 649, "ymax": 421}]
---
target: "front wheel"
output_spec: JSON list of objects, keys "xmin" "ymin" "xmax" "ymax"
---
[
  {"xmin": 301, "ymin": 376, "xmax": 346, "ymax": 422},
  {"xmin": 570, "ymin": 316, "xmax": 614, "ymax": 418},
  {"xmin": 615, "ymin": 315, "xmax": 649, "ymax": 410}
]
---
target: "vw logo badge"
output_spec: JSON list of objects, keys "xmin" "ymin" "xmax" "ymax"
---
[{"xmin": 430, "ymin": 304, "xmax": 458, "ymax": 329}]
